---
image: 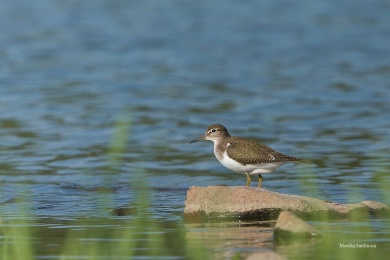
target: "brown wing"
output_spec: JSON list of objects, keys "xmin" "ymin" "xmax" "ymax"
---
[{"xmin": 226, "ymin": 136, "xmax": 303, "ymax": 165}]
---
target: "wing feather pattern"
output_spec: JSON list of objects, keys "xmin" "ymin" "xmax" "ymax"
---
[{"xmin": 226, "ymin": 136, "xmax": 303, "ymax": 165}]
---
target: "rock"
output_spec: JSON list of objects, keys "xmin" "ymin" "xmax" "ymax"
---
[
  {"xmin": 183, "ymin": 186, "xmax": 389, "ymax": 221},
  {"xmin": 110, "ymin": 207, "xmax": 138, "ymax": 216},
  {"xmin": 246, "ymin": 251, "xmax": 287, "ymax": 260},
  {"xmin": 274, "ymin": 211, "xmax": 322, "ymax": 239}
]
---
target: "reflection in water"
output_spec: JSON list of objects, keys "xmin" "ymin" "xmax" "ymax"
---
[{"xmin": 186, "ymin": 221, "xmax": 275, "ymax": 259}]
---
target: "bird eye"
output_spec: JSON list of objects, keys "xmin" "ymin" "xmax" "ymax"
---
[{"xmin": 211, "ymin": 129, "xmax": 216, "ymax": 133}]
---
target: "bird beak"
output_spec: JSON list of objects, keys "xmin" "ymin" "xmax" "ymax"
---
[{"xmin": 189, "ymin": 135, "xmax": 205, "ymax": 144}]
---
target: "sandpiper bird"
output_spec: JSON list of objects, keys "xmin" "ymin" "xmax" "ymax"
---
[{"xmin": 190, "ymin": 124, "xmax": 306, "ymax": 188}]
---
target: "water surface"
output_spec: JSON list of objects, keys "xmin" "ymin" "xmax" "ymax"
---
[{"xmin": 0, "ymin": 0, "xmax": 389, "ymax": 259}]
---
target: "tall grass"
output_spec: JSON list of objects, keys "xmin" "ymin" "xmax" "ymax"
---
[
  {"xmin": 0, "ymin": 113, "xmax": 388, "ymax": 259},
  {"xmin": 292, "ymin": 163, "xmax": 390, "ymax": 260},
  {"xmin": 0, "ymin": 216, "xmax": 34, "ymax": 260},
  {"xmin": 0, "ymin": 113, "xmax": 207, "ymax": 259}
]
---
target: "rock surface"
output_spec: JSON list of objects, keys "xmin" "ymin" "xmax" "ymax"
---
[
  {"xmin": 183, "ymin": 186, "xmax": 389, "ymax": 221},
  {"xmin": 274, "ymin": 211, "xmax": 322, "ymax": 239}
]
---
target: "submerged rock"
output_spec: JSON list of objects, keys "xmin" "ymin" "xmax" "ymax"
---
[
  {"xmin": 183, "ymin": 186, "xmax": 389, "ymax": 221},
  {"xmin": 274, "ymin": 211, "xmax": 322, "ymax": 239},
  {"xmin": 110, "ymin": 207, "xmax": 138, "ymax": 216}
]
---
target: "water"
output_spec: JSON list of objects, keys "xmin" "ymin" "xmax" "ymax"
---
[{"xmin": 0, "ymin": 0, "xmax": 389, "ymax": 258}]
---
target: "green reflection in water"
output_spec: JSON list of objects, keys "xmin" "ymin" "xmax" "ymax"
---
[{"xmin": 0, "ymin": 113, "xmax": 208, "ymax": 260}]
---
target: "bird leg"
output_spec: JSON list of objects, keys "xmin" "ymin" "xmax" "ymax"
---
[
  {"xmin": 258, "ymin": 174, "xmax": 263, "ymax": 189},
  {"xmin": 245, "ymin": 172, "xmax": 251, "ymax": 187}
]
